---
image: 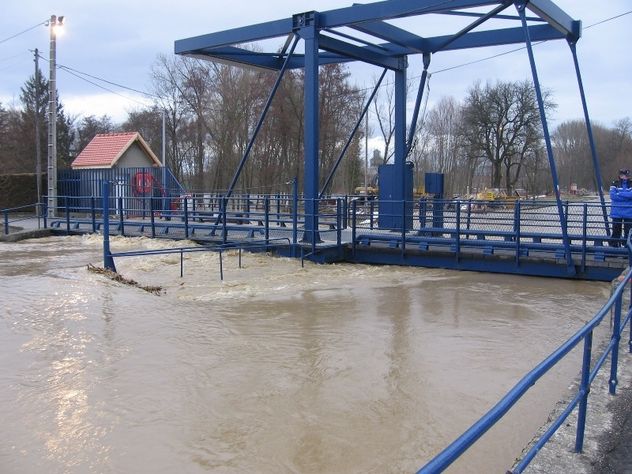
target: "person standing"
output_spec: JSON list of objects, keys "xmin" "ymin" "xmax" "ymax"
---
[{"xmin": 609, "ymin": 169, "xmax": 632, "ymax": 247}]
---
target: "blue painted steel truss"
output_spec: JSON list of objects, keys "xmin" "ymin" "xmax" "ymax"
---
[
  {"xmin": 174, "ymin": 0, "xmax": 603, "ymax": 255},
  {"xmin": 175, "ymin": 0, "xmax": 580, "ymax": 71}
]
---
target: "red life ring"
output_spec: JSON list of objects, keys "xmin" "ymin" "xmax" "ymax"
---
[{"xmin": 132, "ymin": 171, "xmax": 155, "ymax": 196}]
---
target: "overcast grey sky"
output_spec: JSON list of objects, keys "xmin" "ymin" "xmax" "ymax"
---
[{"xmin": 0, "ymin": 1, "xmax": 630, "ymax": 131}]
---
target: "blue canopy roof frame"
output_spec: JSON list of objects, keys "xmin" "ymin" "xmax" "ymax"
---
[{"xmin": 174, "ymin": 0, "xmax": 606, "ymax": 272}]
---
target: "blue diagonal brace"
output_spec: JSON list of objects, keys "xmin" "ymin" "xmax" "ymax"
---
[
  {"xmin": 431, "ymin": 1, "xmax": 512, "ymax": 53},
  {"xmin": 517, "ymin": 1, "xmax": 574, "ymax": 274},
  {"xmin": 568, "ymin": 41, "xmax": 609, "ymax": 236},
  {"xmin": 209, "ymin": 35, "xmax": 299, "ymax": 232},
  {"xmin": 319, "ymin": 68, "xmax": 388, "ymax": 198},
  {"xmin": 224, "ymin": 35, "xmax": 299, "ymax": 199},
  {"xmin": 406, "ymin": 53, "xmax": 431, "ymax": 155}
]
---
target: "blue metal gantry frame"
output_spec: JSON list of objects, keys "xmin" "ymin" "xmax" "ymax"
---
[{"xmin": 174, "ymin": 0, "xmax": 607, "ymax": 270}]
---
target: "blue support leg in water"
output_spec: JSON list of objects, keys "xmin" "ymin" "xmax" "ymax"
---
[{"xmin": 102, "ymin": 180, "xmax": 116, "ymax": 273}]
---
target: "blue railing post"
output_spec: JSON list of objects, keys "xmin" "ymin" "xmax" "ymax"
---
[
  {"xmin": 65, "ymin": 204, "xmax": 70, "ymax": 233},
  {"xmin": 184, "ymin": 197, "xmax": 189, "ymax": 239},
  {"xmin": 418, "ymin": 197, "xmax": 426, "ymax": 233},
  {"xmin": 337, "ymin": 198, "xmax": 342, "ymax": 256},
  {"xmin": 351, "ymin": 199, "xmax": 357, "ymax": 257},
  {"xmin": 455, "ymin": 201, "xmax": 461, "ymax": 263},
  {"xmin": 370, "ymin": 199, "xmax": 375, "ymax": 230},
  {"xmin": 515, "ymin": 201, "xmax": 521, "ymax": 266},
  {"xmin": 401, "ymin": 199, "xmax": 406, "ymax": 257},
  {"xmin": 3, "ymin": 209, "xmax": 8, "ymax": 235},
  {"xmin": 581, "ymin": 204, "xmax": 588, "ymax": 272},
  {"xmin": 219, "ymin": 250, "xmax": 224, "ymax": 281},
  {"xmin": 263, "ymin": 196, "xmax": 270, "ymax": 243},
  {"xmin": 118, "ymin": 196, "xmax": 124, "ymax": 236},
  {"xmin": 150, "ymin": 197, "xmax": 156, "ymax": 238},
  {"xmin": 311, "ymin": 199, "xmax": 317, "ymax": 257},
  {"xmin": 222, "ymin": 197, "xmax": 228, "ymax": 244},
  {"xmin": 102, "ymin": 181, "xmax": 116, "ymax": 272},
  {"xmin": 91, "ymin": 196, "xmax": 96, "ymax": 233},
  {"xmin": 292, "ymin": 178, "xmax": 298, "ymax": 250},
  {"xmin": 465, "ymin": 199, "xmax": 472, "ymax": 238},
  {"xmin": 629, "ymin": 307, "xmax": 632, "ymax": 354},
  {"xmin": 609, "ymin": 294, "xmax": 622, "ymax": 394},
  {"xmin": 575, "ymin": 330, "xmax": 593, "ymax": 453},
  {"xmin": 343, "ymin": 195, "xmax": 348, "ymax": 229}
]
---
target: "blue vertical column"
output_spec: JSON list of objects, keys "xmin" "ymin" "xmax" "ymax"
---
[
  {"xmin": 102, "ymin": 180, "xmax": 116, "ymax": 272},
  {"xmin": 394, "ymin": 61, "xmax": 407, "ymax": 204},
  {"xmin": 297, "ymin": 12, "xmax": 321, "ymax": 243},
  {"xmin": 394, "ymin": 59, "xmax": 409, "ymax": 231}
]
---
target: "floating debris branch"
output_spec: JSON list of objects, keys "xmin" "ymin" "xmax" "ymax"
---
[{"xmin": 87, "ymin": 263, "xmax": 164, "ymax": 295}]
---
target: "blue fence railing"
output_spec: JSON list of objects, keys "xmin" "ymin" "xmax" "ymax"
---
[
  {"xmin": 13, "ymin": 193, "xmax": 632, "ymax": 269},
  {"xmin": 1, "ymin": 203, "xmax": 42, "ymax": 235},
  {"xmin": 416, "ymin": 232, "xmax": 632, "ymax": 473}
]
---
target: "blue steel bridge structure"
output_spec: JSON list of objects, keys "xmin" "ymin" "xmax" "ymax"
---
[
  {"xmin": 2, "ymin": 2, "xmax": 631, "ymax": 471},
  {"xmin": 169, "ymin": 0, "xmax": 611, "ymax": 279}
]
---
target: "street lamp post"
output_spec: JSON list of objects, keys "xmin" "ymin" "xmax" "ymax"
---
[{"xmin": 47, "ymin": 14, "xmax": 63, "ymax": 218}]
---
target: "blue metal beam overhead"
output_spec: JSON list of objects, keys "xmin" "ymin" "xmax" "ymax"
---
[
  {"xmin": 175, "ymin": 1, "xmax": 582, "ymax": 66},
  {"xmin": 526, "ymin": 0, "xmax": 581, "ymax": 41},
  {"xmin": 186, "ymin": 24, "xmax": 570, "ymax": 70},
  {"xmin": 174, "ymin": 18, "xmax": 293, "ymax": 53},
  {"xmin": 318, "ymin": 33, "xmax": 403, "ymax": 70}
]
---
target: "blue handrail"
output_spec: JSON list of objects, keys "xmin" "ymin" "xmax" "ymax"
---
[
  {"xmin": 2, "ymin": 202, "xmax": 42, "ymax": 235},
  {"xmin": 417, "ymin": 231, "xmax": 632, "ymax": 473}
]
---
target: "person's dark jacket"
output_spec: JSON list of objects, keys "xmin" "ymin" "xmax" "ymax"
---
[{"xmin": 610, "ymin": 178, "xmax": 632, "ymax": 219}]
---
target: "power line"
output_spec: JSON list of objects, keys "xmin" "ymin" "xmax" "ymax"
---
[
  {"xmin": 585, "ymin": 9, "xmax": 632, "ymax": 29},
  {"xmin": 0, "ymin": 51, "xmax": 30, "ymax": 63},
  {"xmin": 0, "ymin": 20, "xmax": 47, "ymax": 45},
  {"xmin": 36, "ymin": 52, "xmax": 153, "ymax": 107},
  {"xmin": 59, "ymin": 66, "xmax": 151, "ymax": 107},
  {"xmin": 430, "ymin": 9, "xmax": 632, "ymax": 76},
  {"xmin": 57, "ymin": 63, "xmax": 158, "ymax": 99}
]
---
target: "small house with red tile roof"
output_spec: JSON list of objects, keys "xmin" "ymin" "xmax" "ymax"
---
[{"xmin": 71, "ymin": 132, "xmax": 161, "ymax": 170}]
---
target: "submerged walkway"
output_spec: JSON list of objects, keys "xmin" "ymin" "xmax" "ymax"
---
[{"xmin": 3, "ymin": 205, "xmax": 630, "ymax": 282}]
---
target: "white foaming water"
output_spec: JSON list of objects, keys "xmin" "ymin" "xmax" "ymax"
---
[{"xmin": 0, "ymin": 235, "xmax": 611, "ymax": 473}]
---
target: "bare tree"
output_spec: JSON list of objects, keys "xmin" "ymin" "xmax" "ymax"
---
[
  {"xmin": 462, "ymin": 80, "xmax": 552, "ymax": 193},
  {"xmin": 75, "ymin": 115, "xmax": 114, "ymax": 152}
]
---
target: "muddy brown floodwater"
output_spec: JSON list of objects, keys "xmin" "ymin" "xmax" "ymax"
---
[{"xmin": 0, "ymin": 235, "xmax": 611, "ymax": 473}]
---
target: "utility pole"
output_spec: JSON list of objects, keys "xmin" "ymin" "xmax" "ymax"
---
[
  {"xmin": 34, "ymin": 48, "xmax": 42, "ymax": 220},
  {"xmin": 47, "ymin": 14, "xmax": 63, "ymax": 218}
]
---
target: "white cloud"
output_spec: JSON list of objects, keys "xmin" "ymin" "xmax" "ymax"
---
[{"xmin": 63, "ymin": 92, "xmax": 152, "ymax": 123}]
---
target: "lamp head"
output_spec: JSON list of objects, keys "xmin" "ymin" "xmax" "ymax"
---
[{"xmin": 52, "ymin": 15, "xmax": 65, "ymax": 37}]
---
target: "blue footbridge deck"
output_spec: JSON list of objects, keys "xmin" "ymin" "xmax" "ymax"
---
[{"xmin": 25, "ymin": 192, "xmax": 629, "ymax": 282}]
